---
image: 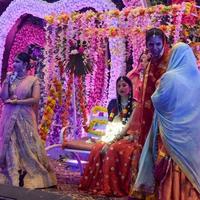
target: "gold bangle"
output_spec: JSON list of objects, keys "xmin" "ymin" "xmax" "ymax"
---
[{"xmin": 159, "ymin": 151, "xmax": 166, "ymax": 157}]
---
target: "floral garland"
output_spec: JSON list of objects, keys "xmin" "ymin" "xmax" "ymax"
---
[
  {"xmin": 61, "ymin": 73, "xmax": 74, "ymax": 142},
  {"xmin": 77, "ymin": 76, "xmax": 88, "ymax": 128},
  {"xmin": 92, "ymin": 106, "xmax": 108, "ymax": 114},
  {"xmin": 108, "ymin": 36, "xmax": 127, "ymax": 102},
  {"xmin": 87, "ymin": 119, "xmax": 108, "ymax": 136},
  {"xmin": 43, "ymin": 22, "xmax": 54, "ymax": 96},
  {"xmin": 87, "ymin": 106, "xmax": 108, "ymax": 136},
  {"xmin": 39, "ymin": 86, "xmax": 57, "ymax": 140},
  {"xmin": 0, "ymin": 0, "xmax": 116, "ymax": 80},
  {"xmin": 42, "ymin": 2, "xmax": 197, "ymax": 142},
  {"xmin": 84, "ymin": 36, "xmax": 98, "ymax": 111},
  {"xmin": 39, "ymin": 77, "xmax": 62, "ymax": 141}
]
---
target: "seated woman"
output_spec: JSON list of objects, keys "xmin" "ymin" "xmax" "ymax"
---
[
  {"xmin": 133, "ymin": 43, "xmax": 200, "ymax": 199},
  {"xmin": 79, "ymin": 76, "xmax": 139, "ymax": 196}
]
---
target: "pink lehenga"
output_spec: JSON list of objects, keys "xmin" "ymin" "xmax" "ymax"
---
[{"xmin": 0, "ymin": 76, "xmax": 56, "ymax": 189}]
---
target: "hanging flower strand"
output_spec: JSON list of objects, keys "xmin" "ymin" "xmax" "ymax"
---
[{"xmin": 61, "ymin": 72, "xmax": 74, "ymax": 142}]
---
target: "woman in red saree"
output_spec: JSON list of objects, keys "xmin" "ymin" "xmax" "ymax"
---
[
  {"xmin": 133, "ymin": 42, "xmax": 200, "ymax": 200},
  {"xmin": 128, "ymin": 28, "xmax": 170, "ymax": 198},
  {"xmin": 79, "ymin": 76, "xmax": 139, "ymax": 196},
  {"xmin": 129, "ymin": 28, "xmax": 170, "ymax": 147},
  {"xmin": 127, "ymin": 52, "xmax": 151, "ymax": 102}
]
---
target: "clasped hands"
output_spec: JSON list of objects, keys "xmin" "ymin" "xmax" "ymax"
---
[
  {"xmin": 100, "ymin": 134, "xmax": 134, "ymax": 156},
  {"xmin": 5, "ymin": 95, "xmax": 18, "ymax": 104}
]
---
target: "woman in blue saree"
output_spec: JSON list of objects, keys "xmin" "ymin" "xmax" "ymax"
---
[{"xmin": 133, "ymin": 42, "xmax": 200, "ymax": 199}]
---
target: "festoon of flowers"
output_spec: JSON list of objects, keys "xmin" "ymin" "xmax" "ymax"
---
[
  {"xmin": 87, "ymin": 106, "xmax": 108, "ymax": 136},
  {"xmin": 41, "ymin": 2, "xmax": 197, "ymax": 142},
  {"xmin": 0, "ymin": 0, "xmax": 116, "ymax": 78}
]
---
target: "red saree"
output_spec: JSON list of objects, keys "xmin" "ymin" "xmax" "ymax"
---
[
  {"xmin": 127, "ymin": 50, "xmax": 169, "ymax": 147},
  {"xmin": 127, "ymin": 65, "xmax": 143, "ymax": 102},
  {"xmin": 128, "ymin": 49, "xmax": 169, "ymax": 197},
  {"xmin": 79, "ymin": 138, "xmax": 141, "ymax": 196},
  {"xmin": 79, "ymin": 103, "xmax": 140, "ymax": 197}
]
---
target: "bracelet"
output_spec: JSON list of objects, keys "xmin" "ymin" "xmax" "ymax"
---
[{"xmin": 159, "ymin": 151, "xmax": 167, "ymax": 157}]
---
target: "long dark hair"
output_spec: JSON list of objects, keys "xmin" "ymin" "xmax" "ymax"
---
[
  {"xmin": 116, "ymin": 76, "xmax": 133, "ymax": 124},
  {"xmin": 16, "ymin": 52, "xmax": 31, "ymax": 70}
]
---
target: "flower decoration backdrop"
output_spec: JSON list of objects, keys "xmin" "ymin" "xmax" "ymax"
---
[
  {"xmin": 41, "ymin": 2, "xmax": 199, "ymax": 142},
  {"xmin": 0, "ymin": 0, "xmax": 199, "ymax": 144}
]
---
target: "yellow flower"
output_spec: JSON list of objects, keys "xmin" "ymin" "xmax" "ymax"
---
[
  {"xmin": 71, "ymin": 12, "xmax": 80, "ymax": 21},
  {"xmin": 122, "ymin": 109, "xmax": 128, "ymax": 114},
  {"xmin": 49, "ymin": 87, "xmax": 56, "ymax": 95},
  {"xmin": 45, "ymin": 106, "xmax": 52, "ymax": 113},
  {"xmin": 86, "ymin": 11, "xmax": 95, "ymax": 20},
  {"xmin": 147, "ymin": 7, "xmax": 154, "ymax": 14},
  {"xmin": 109, "ymin": 112, "xmax": 115, "ymax": 118},
  {"xmin": 109, "ymin": 27, "xmax": 118, "ymax": 37},
  {"xmin": 162, "ymin": 6, "xmax": 171, "ymax": 13},
  {"xmin": 131, "ymin": 8, "xmax": 140, "ymax": 17},
  {"xmin": 44, "ymin": 15, "xmax": 55, "ymax": 24},
  {"xmin": 60, "ymin": 13, "xmax": 69, "ymax": 23},
  {"xmin": 92, "ymin": 106, "xmax": 107, "ymax": 114},
  {"xmin": 110, "ymin": 10, "xmax": 120, "ymax": 17},
  {"xmin": 185, "ymin": 2, "xmax": 192, "ymax": 15}
]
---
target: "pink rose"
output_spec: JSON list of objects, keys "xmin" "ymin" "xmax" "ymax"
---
[{"xmin": 78, "ymin": 47, "xmax": 85, "ymax": 54}]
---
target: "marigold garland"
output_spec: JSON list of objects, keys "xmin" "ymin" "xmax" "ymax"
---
[
  {"xmin": 87, "ymin": 106, "xmax": 108, "ymax": 136},
  {"xmin": 39, "ymin": 85, "xmax": 58, "ymax": 140},
  {"xmin": 87, "ymin": 119, "xmax": 108, "ymax": 136},
  {"xmin": 91, "ymin": 106, "xmax": 107, "ymax": 114},
  {"xmin": 61, "ymin": 73, "xmax": 74, "ymax": 142},
  {"xmin": 77, "ymin": 76, "xmax": 88, "ymax": 127}
]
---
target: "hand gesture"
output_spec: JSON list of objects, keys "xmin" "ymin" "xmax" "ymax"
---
[{"xmin": 5, "ymin": 98, "xmax": 18, "ymax": 104}]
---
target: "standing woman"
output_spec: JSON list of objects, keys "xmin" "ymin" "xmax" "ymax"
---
[
  {"xmin": 127, "ymin": 51, "xmax": 151, "ymax": 102},
  {"xmin": 134, "ymin": 43, "xmax": 200, "ymax": 199},
  {"xmin": 128, "ymin": 28, "xmax": 170, "ymax": 147},
  {"xmin": 128, "ymin": 27, "xmax": 170, "ymax": 199},
  {"xmin": 0, "ymin": 52, "xmax": 57, "ymax": 189}
]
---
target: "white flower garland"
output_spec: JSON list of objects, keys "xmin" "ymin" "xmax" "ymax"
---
[
  {"xmin": 0, "ymin": 0, "xmax": 116, "ymax": 78},
  {"xmin": 108, "ymin": 37, "xmax": 126, "ymax": 102}
]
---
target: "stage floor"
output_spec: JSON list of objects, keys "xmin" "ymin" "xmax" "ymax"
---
[{"xmin": 44, "ymin": 159, "xmax": 127, "ymax": 200}]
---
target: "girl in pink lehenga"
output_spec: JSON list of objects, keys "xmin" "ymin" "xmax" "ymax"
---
[{"xmin": 0, "ymin": 52, "xmax": 56, "ymax": 189}]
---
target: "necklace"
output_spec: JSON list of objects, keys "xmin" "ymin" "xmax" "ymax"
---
[
  {"xmin": 16, "ymin": 75, "xmax": 27, "ymax": 80},
  {"xmin": 121, "ymin": 101, "xmax": 128, "ymax": 109}
]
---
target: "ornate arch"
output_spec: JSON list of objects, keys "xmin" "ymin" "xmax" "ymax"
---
[{"xmin": 0, "ymin": 0, "xmax": 116, "ymax": 78}]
